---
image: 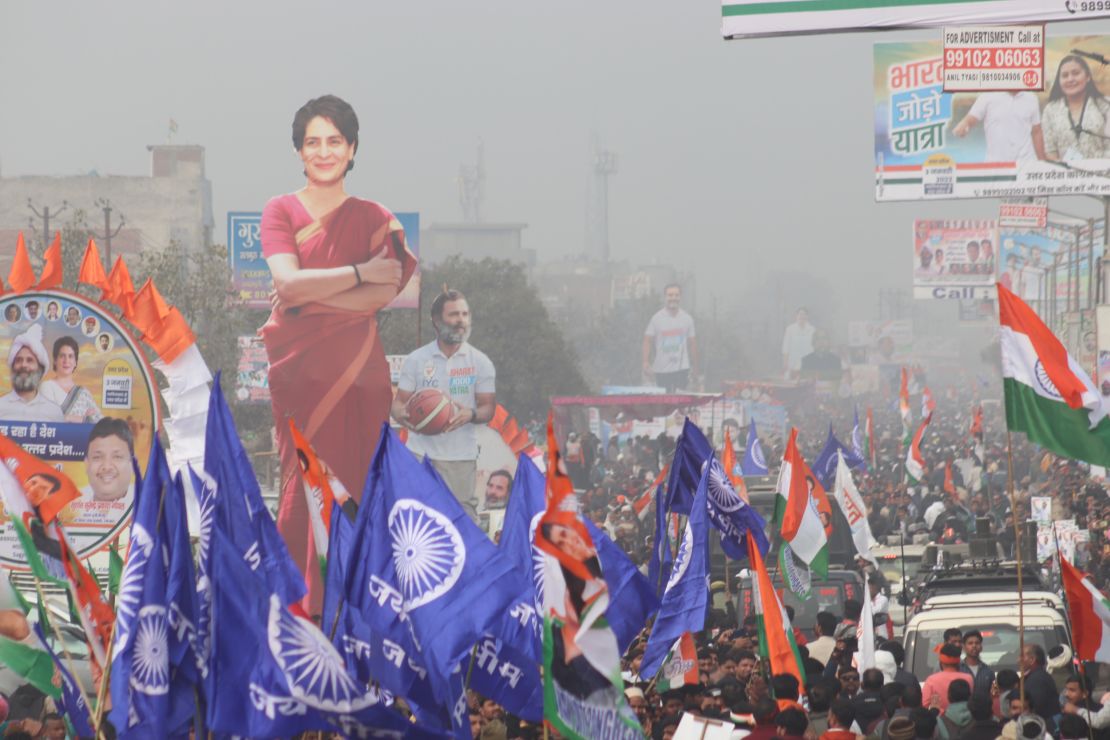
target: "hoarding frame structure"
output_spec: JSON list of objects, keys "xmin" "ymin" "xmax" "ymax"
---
[
  {"xmin": 874, "ymin": 35, "xmax": 1110, "ymax": 202},
  {"xmin": 722, "ymin": 1, "xmax": 1110, "ymax": 40}
]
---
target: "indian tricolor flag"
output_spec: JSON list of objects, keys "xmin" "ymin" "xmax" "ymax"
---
[
  {"xmin": 998, "ymin": 283, "xmax": 1110, "ymax": 467},
  {"xmin": 721, "ymin": 429, "xmax": 749, "ymax": 503},
  {"xmin": 746, "ymin": 535, "xmax": 805, "ymax": 688},
  {"xmin": 656, "ymin": 632, "xmax": 699, "ymax": 692},
  {"xmin": 775, "ymin": 429, "xmax": 828, "ymax": 579},
  {"xmin": 289, "ymin": 419, "xmax": 353, "ymax": 583},
  {"xmin": 904, "ymin": 414, "xmax": 931, "ymax": 485},
  {"xmin": 1061, "ymin": 555, "xmax": 1110, "ymax": 662}
]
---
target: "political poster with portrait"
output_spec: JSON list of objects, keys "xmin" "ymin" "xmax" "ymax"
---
[
  {"xmin": 997, "ymin": 223, "xmax": 1082, "ymax": 306},
  {"xmin": 912, "ymin": 220, "xmax": 997, "ymax": 300},
  {"xmin": 235, "ymin": 335, "xmax": 271, "ymax": 404},
  {"xmin": 0, "ymin": 292, "xmax": 158, "ymax": 571},
  {"xmin": 875, "ymin": 35, "xmax": 1110, "ymax": 202}
]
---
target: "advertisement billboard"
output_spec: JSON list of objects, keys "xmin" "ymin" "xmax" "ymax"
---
[
  {"xmin": 0, "ymin": 292, "xmax": 158, "ymax": 569},
  {"xmin": 941, "ymin": 26, "xmax": 1045, "ymax": 92},
  {"xmin": 912, "ymin": 220, "xmax": 997, "ymax": 300},
  {"xmin": 228, "ymin": 211, "xmax": 269, "ymax": 309},
  {"xmin": 235, "ymin": 335, "xmax": 271, "ymax": 404},
  {"xmin": 875, "ymin": 35, "xmax": 1110, "ymax": 201},
  {"xmin": 228, "ymin": 210, "xmax": 420, "ymax": 310},
  {"xmin": 723, "ymin": 1, "xmax": 1110, "ymax": 40}
]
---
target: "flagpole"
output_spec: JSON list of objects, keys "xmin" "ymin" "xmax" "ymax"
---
[
  {"xmin": 30, "ymin": 575, "xmax": 95, "ymax": 722},
  {"xmin": 94, "ymin": 467, "xmax": 171, "ymax": 735},
  {"xmin": 1005, "ymin": 431, "xmax": 1026, "ymax": 710}
]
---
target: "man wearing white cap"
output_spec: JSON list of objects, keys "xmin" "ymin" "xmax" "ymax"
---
[{"xmin": 0, "ymin": 325, "xmax": 64, "ymax": 422}]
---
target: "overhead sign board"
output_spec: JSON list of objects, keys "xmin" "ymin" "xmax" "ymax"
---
[{"xmin": 723, "ymin": 1, "xmax": 1109, "ymax": 40}]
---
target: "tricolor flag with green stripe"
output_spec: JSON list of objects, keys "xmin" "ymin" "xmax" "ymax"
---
[
  {"xmin": 774, "ymin": 429, "xmax": 828, "ymax": 592},
  {"xmin": 655, "ymin": 632, "xmax": 699, "ymax": 693},
  {"xmin": 998, "ymin": 283, "xmax": 1110, "ymax": 467}
]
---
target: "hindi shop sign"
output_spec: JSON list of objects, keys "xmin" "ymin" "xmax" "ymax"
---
[
  {"xmin": 228, "ymin": 212, "xmax": 270, "ymax": 309},
  {"xmin": 0, "ymin": 291, "xmax": 159, "ymax": 570},
  {"xmin": 942, "ymin": 26, "xmax": 1045, "ymax": 92},
  {"xmin": 875, "ymin": 35, "xmax": 1110, "ymax": 202},
  {"xmin": 722, "ymin": 0, "xmax": 1104, "ymax": 40}
]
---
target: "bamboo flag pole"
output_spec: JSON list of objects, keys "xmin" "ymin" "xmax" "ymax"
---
[
  {"xmin": 1005, "ymin": 431, "xmax": 1026, "ymax": 710},
  {"xmin": 31, "ymin": 575, "xmax": 95, "ymax": 718}
]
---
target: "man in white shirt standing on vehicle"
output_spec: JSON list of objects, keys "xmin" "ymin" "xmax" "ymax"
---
[
  {"xmin": 392, "ymin": 289, "xmax": 496, "ymax": 522},
  {"xmin": 642, "ymin": 284, "xmax": 697, "ymax": 392}
]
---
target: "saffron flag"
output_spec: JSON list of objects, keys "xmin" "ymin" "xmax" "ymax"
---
[
  {"xmin": 747, "ymin": 534, "xmax": 805, "ymax": 689},
  {"xmin": 905, "ymin": 414, "xmax": 932, "ymax": 485},
  {"xmin": 639, "ymin": 462, "xmax": 709, "ymax": 679},
  {"xmin": 943, "ymin": 461, "xmax": 956, "ymax": 495},
  {"xmin": 106, "ymin": 256, "xmax": 137, "ymax": 318},
  {"xmin": 742, "ymin": 419, "xmax": 769, "ymax": 475},
  {"xmin": 655, "ymin": 632, "xmax": 699, "ymax": 693},
  {"xmin": 8, "ymin": 233, "xmax": 35, "ymax": 293},
  {"xmin": 1060, "ymin": 556, "xmax": 1110, "ymax": 663},
  {"xmin": 36, "ymin": 232, "xmax": 63, "ymax": 289},
  {"xmin": 77, "ymin": 238, "xmax": 109, "ymax": 292},
  {"xmin": 831, "ymin": 452, "xmax": 877, "ymax": 567},
  {"xmin": 721, "ymin": 429, "xmax": 749, "ymax": 503},
  {"xmin": 775, "ymin": 429, "xmax": 829, "ymax": 579},
  {"xmin": 998, "ymin": 283, "xmax": 1110, "ymax": 466}
]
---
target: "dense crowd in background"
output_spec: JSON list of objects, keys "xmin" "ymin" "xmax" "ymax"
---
[{"xmin": 467, "ymin": 374, "xmax": 1110, "ymax": 740}]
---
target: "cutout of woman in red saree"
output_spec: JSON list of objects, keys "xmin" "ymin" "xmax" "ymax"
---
[{"xmin": 260, "ymin": 95, "xmax": 415, "ymax": 612}]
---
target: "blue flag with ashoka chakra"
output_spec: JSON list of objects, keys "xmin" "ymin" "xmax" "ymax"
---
[
  {"xmin": 742, "ymin": 418, "xmax": 770, "ymax": 475},
  {"xmin": 341, "ymin": 425, "xmax": 521, "ymax": 721}
]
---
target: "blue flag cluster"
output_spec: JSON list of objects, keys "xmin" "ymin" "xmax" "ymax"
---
[
  {"xmin": 662, "ymin": 419, "xmax": 769, "ymax": 563},
  {"xmin": 812, "ymin": 424, "xmax": 865, "ymax": 490}
]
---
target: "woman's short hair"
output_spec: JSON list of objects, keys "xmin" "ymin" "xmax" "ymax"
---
[
  {"xmin": 292, "ymin": 95, "xmax": 359, "ymax": 173},
  {"xmin": 53, "ymin": 336, "xmax": 79, "ymax": 363}
]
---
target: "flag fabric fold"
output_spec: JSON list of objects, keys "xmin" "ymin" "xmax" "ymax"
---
[
  {"xmin": 8, "ymin": 233, "xmax": 35, "ymax": 293},
  {"xmin": 905, "ymin": 414, "xmax": 932, "ymax": 485},
  {"xmin": 36, "ymin": 232, "xmax": 63, "ymax": 289},
  {"xmin": 1061, "ymin": 556, "xmax": 1110, "ymax": 663},
  {"xmin": 747, "ymin": 534, "xmax": 805, "ymax": 689},
  {"xmin": 640, "ymin": 464, "xmax": 709, "ymax": 679},
  {"xmin": 78, "ymin": 238, "xmax": 110, "ymax": 292},
  {"xmin": 775, "ymin": 429, "xmax": 829, "ymax": 581},
  {"xmin": 998, "ymin": 282, "xmax": 1110, "ymax": 466},
  {"xmin": 812, "ymin": 424, "xmax": 865, "ymax": 490},
  {"xmin": 742, "ymin": 419, "xmax": 769, "ymax": 476},
  {"xmin": 832, "ymin": 451, "xmax": 878, "ymax": 567}
]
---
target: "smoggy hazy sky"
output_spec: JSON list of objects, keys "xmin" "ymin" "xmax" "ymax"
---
[{"xmin": 2, "ymin": 3, "xmax": 1109, "ymax": 328}]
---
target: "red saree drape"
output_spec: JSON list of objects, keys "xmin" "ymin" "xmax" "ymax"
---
[{"xmin": 260, "ymin": 195, "xmax": 415, "ymax": 613}]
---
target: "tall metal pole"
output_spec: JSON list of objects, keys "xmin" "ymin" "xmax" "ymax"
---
[
  {"xmin": 89, "ymin": 198, "xmax": 125, "ymax": 265},
  {"xmin": 26, "ymin": 199, "xmax": 67, "ymax": 253}
]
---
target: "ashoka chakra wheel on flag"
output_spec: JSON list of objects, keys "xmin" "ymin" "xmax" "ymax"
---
[
  {"xmin": 705, "ymin": 458, "xmax": 743, "ymax": 513},
  {"xmin": 266, "ymin": 595, "xmax": 379, "ymax": 713},
  {"xmin": 130, "ymin": 605, "xmax": 170, "ymax": 696},
  {"xmin": 388, "ymin": 498, "xmax": 466, "ymax": 610}
]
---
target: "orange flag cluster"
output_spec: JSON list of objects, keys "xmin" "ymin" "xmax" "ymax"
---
[
  {"xmin": 3, "ymin": 233, "xmax": 64, "ymax": 295},
  {"xmin": 7, "ymin": 231, "xmax": 196, "ymax": 366}
]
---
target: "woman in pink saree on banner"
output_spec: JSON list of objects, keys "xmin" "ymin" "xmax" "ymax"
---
[{"xmin": 260, "ymin": 95, "xmax": 416, "ymax": 611}]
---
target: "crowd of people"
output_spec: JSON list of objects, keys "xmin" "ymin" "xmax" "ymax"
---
[{"xmin": 465, "ymin": 370, "xmax": 1110, "ymax": 739}]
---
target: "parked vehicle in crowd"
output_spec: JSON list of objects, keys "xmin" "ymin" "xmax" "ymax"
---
[{"xmin": 734, "ymin": 568, "xmax": 864, "ymax": 640}]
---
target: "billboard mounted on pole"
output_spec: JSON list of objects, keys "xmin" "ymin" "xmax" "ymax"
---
[
  {"xmin": 876, "ymin": 35, "xmax": 1110, "ymax": 202},
  {"xmin": 723, "ymin": 1, "xmax": 1110, "ymax": 40}
]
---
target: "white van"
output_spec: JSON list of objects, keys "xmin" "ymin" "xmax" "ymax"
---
[{"xmin": 902, "ymin": 592, "xmax": 1070, "ymax": 682}]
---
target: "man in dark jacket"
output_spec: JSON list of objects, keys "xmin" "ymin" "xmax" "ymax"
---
[
  {"xmin": 958, "ymin": 630, "xmax": 995, "ymax": 698},
  {"xmin": 1020, "ymin": 644, "xmax": 1059, "ymax": 733}
]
